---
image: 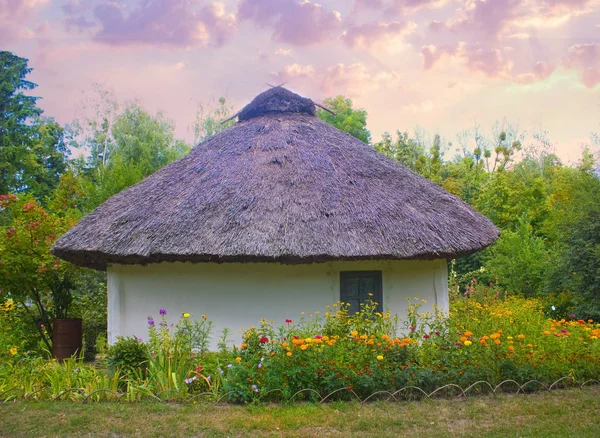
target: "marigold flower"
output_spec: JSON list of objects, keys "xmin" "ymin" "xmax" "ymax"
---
[
  {"xmin": 460, "ymin": 336, "xmax": 468, "ymax": 342},
  {"xmin": 235, "ymin": 357, "xmax": 242, "ymax": 363},
  {"xmin": 494, "ymin": 339, "xmax": 501, "ymax": 345},
  {"xmin": 544, "ymin": 330, "xmax": 551, "ymax": 335},
  {"xmin": 287, "ymin": 352, "xmax": 292, "ymax": 357},
  {"xmin": 300, "ymin": 344, "xmax": 308, "ymax": 350},
  {"xmin": 183, "ymin": 312, "xmax": 190, "ymax": 318},
  {"xmin": 518, "ymin": 334, "xmax": 525, "ymax": 339},
  {"xmin": 376, "ymin": 355, "xmax": 384, "ymax": 360},
  {"xmin": 9, "ymin": 346, "xmax": 18, "ymax": 355},
  {"xmin": 464, "ymin": 331, "xmax": 473, "ymax": 337},
  {"xmin": 508, "ymin": 346, "xmax": 515, "ymax": 351},
  {"xmin": 464, "ymin": 340, "xmax": 472, "ymax": 346},
  {"xmin": 241, "ymin": 343, "xmax": 248, "ymax": 349},
  {"xmin": 351, "ymin": 330, "xmax": 358, "ymax": 337}
]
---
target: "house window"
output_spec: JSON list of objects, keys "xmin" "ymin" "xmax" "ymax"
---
[{"xmin": 340, "ymin": 271, "xmax": 383, "ymax": 315}]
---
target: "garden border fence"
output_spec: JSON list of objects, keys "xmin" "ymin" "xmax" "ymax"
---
[{"xmin": 0, "ymin": 376, "xmax": 598, "ymax": 404}]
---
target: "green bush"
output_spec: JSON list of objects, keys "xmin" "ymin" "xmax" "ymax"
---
[{"xmin": 106, "ymin": 336, "xmax": 149, "ymax": 380}]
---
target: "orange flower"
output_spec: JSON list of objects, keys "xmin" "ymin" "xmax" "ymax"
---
[
  {"xmin": 464, "ymin": 331, "xmax": 473, "ymax": 337},
  {"xmin": 494, "ymin": 339, "xmax": 501, "ymax": 345}
]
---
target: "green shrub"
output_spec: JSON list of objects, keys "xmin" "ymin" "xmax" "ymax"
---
[{"xmin": 106, "ymin": 336, "xmax": 149, "ymax": 380}]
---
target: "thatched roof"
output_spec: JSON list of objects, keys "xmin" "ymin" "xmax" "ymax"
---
[{"xmin": 52, "ymin": 87, "xmax": 499, "ymax": 270}]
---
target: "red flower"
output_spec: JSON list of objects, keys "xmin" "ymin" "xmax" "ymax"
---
[
  {"xmin": 285, "ymin": 319, "xmax": 293, "ymax": 324},
  {"xmin": 259, "ymin": 336, "xmax": 269, "ymax": 344}
]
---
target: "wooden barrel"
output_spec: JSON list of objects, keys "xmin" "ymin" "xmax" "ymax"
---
[{"xmin": 52, "ymin": 318, "xmax": 82, "ymax": 361}]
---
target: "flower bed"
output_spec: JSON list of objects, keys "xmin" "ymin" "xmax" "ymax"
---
[{"xmin": 1, "ymin": 294, "xmax": 599, "ymax": 403}]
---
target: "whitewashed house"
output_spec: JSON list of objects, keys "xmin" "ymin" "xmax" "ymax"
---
[{"xmin": 52, "ymin": 87, "xmax": 499, "ymax": 348}]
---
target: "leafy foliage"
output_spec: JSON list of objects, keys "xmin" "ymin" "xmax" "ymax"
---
[
  {"xmin": 317, "ymin": 96, "xmax": 371, "ymax": 144},
  {"xmin": 0, "ymin": 191, "xmax": 81, "ymax": 350},
  {"xmin": 0, "ymin": 51, "xmax": 68, "ymax": 200}
]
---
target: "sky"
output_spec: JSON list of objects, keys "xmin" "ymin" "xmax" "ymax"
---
[{"xmin": 2, "ymin": 0, "xmax": 599, "ymax": 163}]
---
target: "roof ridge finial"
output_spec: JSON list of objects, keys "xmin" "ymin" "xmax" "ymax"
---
[{"xmin": 266, "ymin": 82, "xmax": 288, "ymax": 88}]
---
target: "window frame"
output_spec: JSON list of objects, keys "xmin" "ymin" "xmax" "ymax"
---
[{"xmin": 339, "ymin": 270, "xmax": 383, "ymax": 314}]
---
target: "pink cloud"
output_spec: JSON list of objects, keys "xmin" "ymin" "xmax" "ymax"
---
[
  {"xmin": 0, "ymin": 0, "xmax": 49, "ymax": 43},
  {"xmin": 84, "ymin": 0, "xmax": 236, "ymax": 48},
  {"xmin": 421, "ymin": 43, "xmax": 513, "ymax": 78},
  {"xmin": 387, "ymin": 0, "xmax": 448, "ymax": 15},
  {"xmin": 462, "ymin": 44, "xmax": 513, "ymax": 77},
  {"xmin": 272, "ymin": 62, "xmax": 400, "ymax": 97},
  {"xmin": 238, "ymin": 0, "xmax": 342, "ymax": 46},
  {"xmin": 342, "ymin": 21, "xmax": 414, "ymax": 49},
  {"xmin": 353, "ymin": 0, "xmax": 385, "ymax": 11},
  {"xmin": 564, "ymin": 43, "xmax": 600, "ymax": 87}
]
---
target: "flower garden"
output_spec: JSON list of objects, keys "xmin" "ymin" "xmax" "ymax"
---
[{"xmin": 1, "ymin": 289, "xmax": 599, "ymax": 403}]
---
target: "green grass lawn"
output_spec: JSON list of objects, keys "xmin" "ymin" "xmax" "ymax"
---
[{"xmin": 1, "ymin": 387, "xmax": 598, "ymax": 437}]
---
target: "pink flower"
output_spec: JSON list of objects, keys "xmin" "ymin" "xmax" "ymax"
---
[
  {"xmin": 409, "ymin": 326, "xmax": 415, "ymax": 331},
  {"xmin": 423, "ymin": 334, "xmax": 430, "ymax": 339},
  {"xmin": 315, "ymin": 335, "xmax": 323, "ymax": 339},
  {"xmin": 435, "ymin": 331, "xmax": 440, "ymax": 336}
]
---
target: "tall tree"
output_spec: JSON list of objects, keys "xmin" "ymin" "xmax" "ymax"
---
[
  {"xmin": 0, "ymin": 51, "xmax": 68, "ymax": 200},
  {"xmin": 69, "ymin": 90, "xmax": 190, "ymax": 210},
  {"xmin": 317, "ymin": 96, "xmax": 371, "ymax": 144}
]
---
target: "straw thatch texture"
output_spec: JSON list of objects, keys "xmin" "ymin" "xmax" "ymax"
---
[{"xmin": 52, "ymin": 87, "xmax": 499, "ymax": 270}]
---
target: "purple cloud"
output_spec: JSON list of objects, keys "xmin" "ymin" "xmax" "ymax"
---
[
  {"xmin": 61, "ymin": 0, "xmax": 237, "ymax": 48},
  {"xmin": 238, "ymin": 0, "xmax": 342, "ymax": 46}
]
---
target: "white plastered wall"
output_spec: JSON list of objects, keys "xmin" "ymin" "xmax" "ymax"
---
[{"xmin": 107, "ymin": 259, "xmax": 448, "ymax": 349}]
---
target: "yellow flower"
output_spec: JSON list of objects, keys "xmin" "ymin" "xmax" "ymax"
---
[
  {"xmin": 464, "ymin": 340, "xmax": 472, "ymax": 346},
  {"xmin": 9, "ymin": 346, "xmax": 18, "ymax": 355},
  {"xmin": 376, "ymin": 355, "xmax": 384, "ymax": 360},
  {"xmin": 286, "ymin": 352, "xmax": 292, "ymax": 357},
  {"xmin": 182, "ymin": 312, "xmax": 190, "ymax": 318},
  {"xmin": 235, "ymin": 357, "xmax": 242, "ymax": 363},
  {"xmin": 351, "ymin": 330, "xmax": 358, "ymax": 337},
  {"xmin": 300, "ymin": 344, "xmax": 308, "ymax": 350},
  {"xmin": 543, "ymin": 331, "xmax": 551, "ymax": 336},
  {"xmin": 241, "ymin": 343, "xmax": 248, "ymax": 349}
]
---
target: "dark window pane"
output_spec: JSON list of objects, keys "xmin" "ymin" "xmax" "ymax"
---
[{"xmin": 340, "ymin": 271, "xmax": 382, "ymax": 315}]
